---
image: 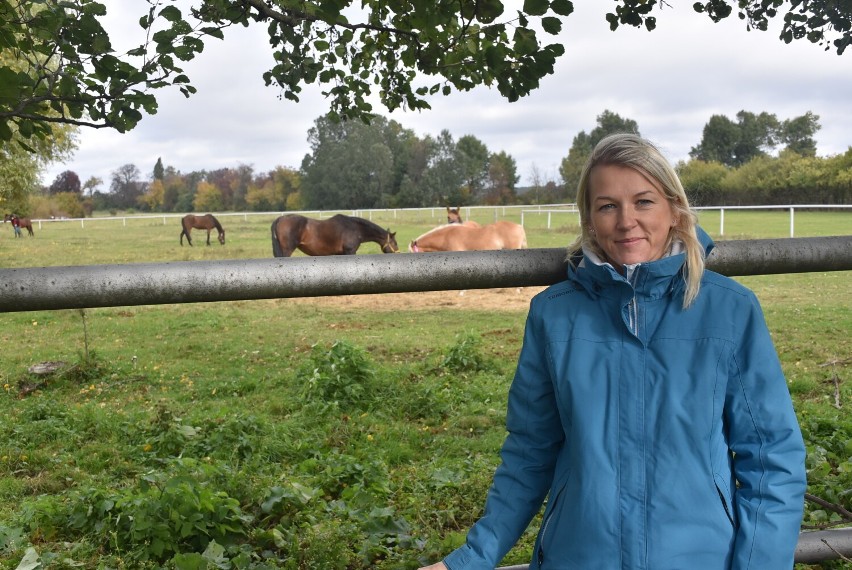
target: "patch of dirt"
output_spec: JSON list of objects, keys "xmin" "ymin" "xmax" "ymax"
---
[{"xmin": 284, "ymin": 286, "xmax": 548, "ymax": 312}]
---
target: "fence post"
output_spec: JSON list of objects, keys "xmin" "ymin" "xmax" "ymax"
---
[
  {"xmin": 720, "ymin": 208, "xmax": 725, "ymax": 236},
  {"xmin": 790, "ymin": 207, "xmax": 795, "ymax": 238}
]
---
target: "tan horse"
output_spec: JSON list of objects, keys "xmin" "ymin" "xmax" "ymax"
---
[{"xmin": 408, "ymin": 221, "xmax": 527, "ymax": 252}]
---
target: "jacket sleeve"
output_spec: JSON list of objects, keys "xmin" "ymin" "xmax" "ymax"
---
[
  {"xmin": 444, "ymin": 297, "xmax": 564, "ymax": 570},
  {"xmin": 725, "ymin": 291, "xmax": 807, "ymax": 569}
]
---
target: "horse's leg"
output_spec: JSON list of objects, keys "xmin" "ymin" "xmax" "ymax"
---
[{"xmin": 206, "ymin": 229, "xmax": 211, "ymax": 246}]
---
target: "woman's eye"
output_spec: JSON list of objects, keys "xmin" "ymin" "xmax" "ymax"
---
[
  {"xmin": 598, "ymin": 203, "xmax": 615, "ymax": 211},
  {"xmin": 637, "ymin": 199, "xmax": 654, "ymax": 207}
]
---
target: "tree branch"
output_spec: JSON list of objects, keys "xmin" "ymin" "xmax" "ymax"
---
[{"xmin": 805, "ymin": 493, "xmax": 852, "ymax": 521}]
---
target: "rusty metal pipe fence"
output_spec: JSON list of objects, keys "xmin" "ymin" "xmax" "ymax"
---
[
  {"xmin": 1, "ymin": 236, "xmax": 851, "ymax": 313},
  {"xmin": 1, "ymin": 236, "xmax": 851, "ymax": 564}
]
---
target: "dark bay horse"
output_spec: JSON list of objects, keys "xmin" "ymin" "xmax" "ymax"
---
[
  {"xmin": 271, "ymin": 214, "xmax": 399, "ymax": 257},
  {"xmin": 4, "ymin": 214, "xmax": 34, "ymax": 237},
  {"xmin": 180, "ymin": 214, "xmax": 225, "ymax": 246}
]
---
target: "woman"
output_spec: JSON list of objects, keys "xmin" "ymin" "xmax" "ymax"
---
[{"xmin": 419, "ymin": 133, "xmax": 806, "ymax": 569}]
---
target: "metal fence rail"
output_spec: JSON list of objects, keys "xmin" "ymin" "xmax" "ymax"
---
[
  {"xmin": 497, "ymin": 527, "xmax": 852, "ymax": 568},
  {"xmin": 0, "ymin": 236, "xmax": 850, "ymax": 313}
]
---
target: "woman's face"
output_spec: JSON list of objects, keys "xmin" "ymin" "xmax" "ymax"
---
[{"xmin": 588, "ymin": 164, "xmax": 677, "ymax": 272}]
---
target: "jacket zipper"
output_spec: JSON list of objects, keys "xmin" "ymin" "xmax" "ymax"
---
[
  {"xmin": 537, "ymin": 496, "xmax": 560, "ymax": 567},
  {"xmin": 537, "ymin": 512, "xmax": 553, "ymax": 566},
  {"xmin": 626, "ymin": 264, "xmax": 640, "ymax": 336}
]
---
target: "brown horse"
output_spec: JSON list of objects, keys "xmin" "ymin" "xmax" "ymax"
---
[
  {"xmin": 447, "ymin": 207, "xmax": 463, "ymax": 224},
  {"xmin": 4, "ymin": 214, "xmax": 34, "ymax": 237},
  {"xmin": 180, "ymin": 214, "xmax": 225, "ymax": 246},
  {"xmin": 409, "ymin": 221, "xmax": 527, "ymax": 252},
  {"xmin": 271, "ymin": 214, "xmax": 399, "ymax": 257},
  {"xmin": 446, "ymin": 207, "xmax": 481, "ymax": 227}
]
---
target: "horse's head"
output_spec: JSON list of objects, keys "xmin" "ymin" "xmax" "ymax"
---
[
  {"xmin": 218, "ymin": 231, "xmax": 226, "ymax": 245},
  {"xmin": 447, "ymin": 207, "xmax": 462, "ymax": 224},
  {"xmin": 381, "ymin": 230, "xmax": 399, "ymax": 253}
]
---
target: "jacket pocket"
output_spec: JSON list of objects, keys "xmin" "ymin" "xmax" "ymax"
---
[
  {"xmin": 713, "ymin": 474, "xmax": 736, "ymax": 529},
  {"xmin": 536, "ymin": 482, "xmax": 567, "ymax": 568}
]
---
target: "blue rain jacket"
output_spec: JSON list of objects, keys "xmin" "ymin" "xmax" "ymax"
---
[{"xmin": 444, "ymin": 229, "xmax": 806, "ymax": 570}]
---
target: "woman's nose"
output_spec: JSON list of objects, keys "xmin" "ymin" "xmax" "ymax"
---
[{"xmin": 616, "ymin": 207, "xmax": 637, "ymax": 229}]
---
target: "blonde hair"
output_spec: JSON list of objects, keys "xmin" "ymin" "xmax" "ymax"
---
[{"xmin": 567, "ymin": 133, "xmax": 704, "ymax": 308}]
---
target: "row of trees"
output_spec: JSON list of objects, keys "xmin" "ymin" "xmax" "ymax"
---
[
  {"xmin": 30, "ymin": 107, "xmax": 847, "ymax": 218},
  {"xmin": 3, "ymin": 105, "xmax": 847, "ymax": 218}
]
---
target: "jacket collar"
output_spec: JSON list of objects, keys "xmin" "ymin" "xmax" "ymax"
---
[{"xmin": 568, "ymin": 226, "xmax": 714, "ymax": 299}]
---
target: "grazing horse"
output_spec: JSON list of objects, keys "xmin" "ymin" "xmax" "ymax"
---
[
  {"xmin": 180, "ymin": 214, "xmax": 225, "ymax": 246},
  {"xmin": 271, "ymin": 214, "xmax": 399, "ymax": 257},
  {"xmin": 4, "ymin": 214, "xmax": 34, "ymax": 237},
  {"xmin": 409, "ymin": 221, "xmax": 527, "ymax": 252}
]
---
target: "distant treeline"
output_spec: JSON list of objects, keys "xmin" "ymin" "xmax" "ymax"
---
[{"xmin": 32, "ymin": 111, "xmax": 851, "ymax": 219}]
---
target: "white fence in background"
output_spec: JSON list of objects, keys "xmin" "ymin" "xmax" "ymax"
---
[
  {"xmin": 520, "ymin": 204, "xmax": 852, "ymax": 237},
  {"xmin": 20, "ymin": 204, "xmax": 851, "ymax": 238},
  {"xmin": 695, "ymin": 204, "xmax": 852, "ymax": 237}
]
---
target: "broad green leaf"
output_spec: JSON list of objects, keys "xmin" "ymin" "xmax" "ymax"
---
[
  {"xmin": 513, "ymin": 27, "xmax": 538, "ymax": 56},
  {"xmin": 541, "ymin": 16, "xmax": 562, "ymax": 34},
  {"xmin": 159, "ymin": 5, "xmax": 182, "ymax": 22},
  {"xmin": 523, "ymin": 0, "xmax": 549, "ymax": 17},
  {"xmin": 14, "ymin": 548, "xmax": 40, "ymax": 570},
  {"xmin": 550, "ymin": 0, "xmax": 574, "ymax": 16},
  {"xmin": 477, "ymin": 0, "xmax": 505, "ymax": 23}
]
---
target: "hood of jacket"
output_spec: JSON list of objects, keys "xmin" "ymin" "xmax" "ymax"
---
[{"xmin": 567, "ymin": 225, "xmax": 714, "ymax": 300}]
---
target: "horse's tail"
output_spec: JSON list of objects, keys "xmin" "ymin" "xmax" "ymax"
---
[
  {"xmin": 271, "ymin": 217, "xmax": 284, "ymax": 257},
  {"xmin": 180, "ymin": 216, "xmax": 189, "ymax": 246},
  {"xmin": 517, "ymin": 226, "xmax": 528, "ymax": 249}
]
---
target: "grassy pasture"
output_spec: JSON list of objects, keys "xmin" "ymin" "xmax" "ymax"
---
[{"xmin": 0, "ymin": 210, "xmax": 850, "ymax": 569}]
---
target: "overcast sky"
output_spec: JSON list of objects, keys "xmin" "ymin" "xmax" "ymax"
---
[{"xmin": 41, "ymin": 3, "xmax": 852, "ymax": 190}]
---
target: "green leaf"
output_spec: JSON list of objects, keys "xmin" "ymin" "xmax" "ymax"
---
[
  {"xmin": 476, "ymin": 0, "xmax": 505, "ymax": 23},
  {"xmin": 200, "ymin": 27, "xmax": 225, "ymax": 40},
  {"xmin": 523, "ymin": 0, "xmax": 549, "ymax": 17},
  {"xmin": 541, "ymin": 16, "xmax": 562, "ymax": 34},
  {"xmin": 14, "ymin": 548, "xmax": 41, "ymax": 570},
  {"xmin": 513, "ymin": 27, "xmax": 538, "ymax": 56},
  {"xmin": 159, "ymin": 5, "xmax": 182, "ymax": 22},
  {"xmin": 550, "ymin": 0, "xmax": 574, "ymax": 17}
]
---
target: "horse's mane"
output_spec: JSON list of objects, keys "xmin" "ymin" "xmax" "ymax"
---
[
  {"xmin": 340, "ymin": 214, "xmax": 388, "ymax": 236},
  {"xmin": 209, "ymin": 214, "xmax": 224, "ymax": 233},
  {"xmin": 415, "ymin": 223, "xmax": 460, "ymax": 240}
]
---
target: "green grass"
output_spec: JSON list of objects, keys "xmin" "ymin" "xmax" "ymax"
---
[{"xmin": 0, "ymin": 211, "xmax": 850, "ymax": 569}]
